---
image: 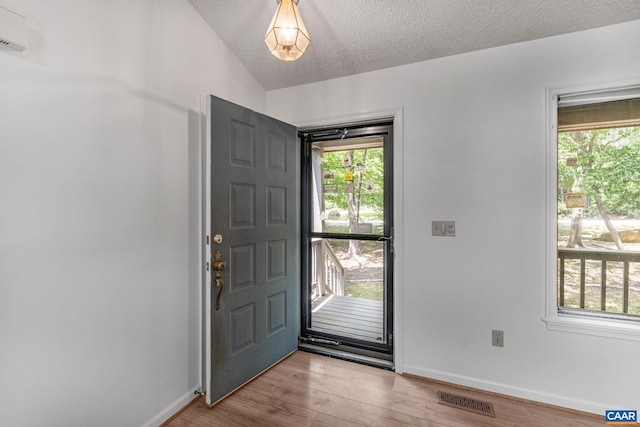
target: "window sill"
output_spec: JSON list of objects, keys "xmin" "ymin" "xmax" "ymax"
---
[{"xmin": 543, "ymin": 314, "xmax": 640, "ymax": 341}]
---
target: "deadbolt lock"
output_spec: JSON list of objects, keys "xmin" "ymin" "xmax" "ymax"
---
[{"xmin": 213, "ymin": 250, "xmax": 226, "ymax": 272}]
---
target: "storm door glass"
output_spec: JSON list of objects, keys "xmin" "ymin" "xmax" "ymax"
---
[{"xmin": 301, "ymin": 123, "xmax": 394, "ymax": 356}]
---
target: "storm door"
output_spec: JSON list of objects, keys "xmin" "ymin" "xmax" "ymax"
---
[
  {"xmin": 205, "ymin": 96, "xmax": 299, "ymax": 405},
  {"xmin": 300, "ymin": 122, "xmax": 394, "ymax": 362}
]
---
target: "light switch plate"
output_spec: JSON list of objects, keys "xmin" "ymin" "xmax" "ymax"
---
[{"xmin": 432, "ymin": 221, "xmax": 455, "ymax": 237}]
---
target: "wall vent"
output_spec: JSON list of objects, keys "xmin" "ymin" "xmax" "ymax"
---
[{"xmin": 436, "ymin": 391, "xmax": 496, "ymax": 417}]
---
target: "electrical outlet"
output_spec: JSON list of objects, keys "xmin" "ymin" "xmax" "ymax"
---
[{"xmin": 492, "ymin": 329, "xmax": 504, "ymax": 347}]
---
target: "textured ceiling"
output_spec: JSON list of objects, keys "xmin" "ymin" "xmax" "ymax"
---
[{"xmin": 188, "ymin": 0, "xmax": 640, "ymax": 91}]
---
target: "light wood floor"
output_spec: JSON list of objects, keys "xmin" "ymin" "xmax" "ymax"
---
[{"xmin": 165, "ymin": 351, "xmax": 603, "ymax": 427}]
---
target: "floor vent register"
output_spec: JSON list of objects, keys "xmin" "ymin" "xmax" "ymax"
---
[{"xmin": 436, "ymin": 391, "xmax": 496, "ymax": 417}]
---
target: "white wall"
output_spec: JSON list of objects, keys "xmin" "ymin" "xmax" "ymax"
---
[
  {"xmin": 267, "ymin": 20, "xmax": 640, "ymax": 414},
  {"xmin": 0, "ymin": 1, "xmax": 264, "ymax": 426}
]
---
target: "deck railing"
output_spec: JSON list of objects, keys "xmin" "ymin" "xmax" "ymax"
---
[
  {"xmin": 311, "ymin": 239, "xmax": 345, "ymax": 298},
  {"xmin": 558, "ymin": 247, "xmax": 640, "ymax": 314}
]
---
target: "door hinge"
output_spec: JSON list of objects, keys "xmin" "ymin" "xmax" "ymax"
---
[
  {"xmin": 303, "ymin": 139, "xmax": 311, "ymax": 159},
  {"xmin": 389, "ymin": 333, "xmax": 393, "ymax": 346},
  {"xmin": 205, "ymin": 235, "xmax": 210, "ymax": 245},
  {"xmin": 206, "ymin": 262, "xmax": 210, "ymax": 272}
]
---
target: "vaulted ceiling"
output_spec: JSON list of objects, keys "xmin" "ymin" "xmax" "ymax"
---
[{"xmin": 189, "ymin": 0, "xmax": 640, "ymax": 91}]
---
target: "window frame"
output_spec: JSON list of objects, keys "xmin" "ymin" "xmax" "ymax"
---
[{"xmin": 544, "ymin": 80, "xmax": 640, "ymax": 341}]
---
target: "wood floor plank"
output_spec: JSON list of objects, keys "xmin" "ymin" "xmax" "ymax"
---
[
  {"xmin": 265, "ymin": 355, "xmax": 471, "ymax": 422},
  {"xmin": 220, "ymin": 386, "xmax": 317, "ymax": 427},
  {"xmin": 248, "ymin": 376, "xmax": 434, "ymax": 427},
  {"xmin": 310, "ymin": 412, "xmax": 368, "ymax": 427},
  {"xmin": 281, "ymin": 351, "xmax": 395, "ymax": 386},
  {"xmin": 261, "ymin": 361, "xmax": 395, "ymax": 405},
  {"xmin": 165, "ymin": 351, "xmax": 604, "ymax": 427}
]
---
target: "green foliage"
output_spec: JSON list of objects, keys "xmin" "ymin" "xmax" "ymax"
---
[
  {"xmin": 558, "ymin": 127, "xmax": 640, "ymax": 217},
  {"xmin": 322, "ymin": 148, "xmax": 385, "ymax": 218},
  {"xmin": 344, "ymin": 282, "xmax": 384, "ymax": 301}
]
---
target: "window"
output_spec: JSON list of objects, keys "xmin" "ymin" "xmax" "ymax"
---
[{"xmin": 545, "ymin": 83, "xmax": 640, "ymax": 339}]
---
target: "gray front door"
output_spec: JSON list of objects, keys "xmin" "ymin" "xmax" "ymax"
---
[{"xmin": 206, "ymin": 96, "xmax": 298, "ymax": 405}]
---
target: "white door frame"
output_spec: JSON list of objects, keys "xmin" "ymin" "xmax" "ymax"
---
[
  {"xmin": 295, "ymin": 107, "xmax": 404, "ymax": 373},
  {"xmin": 196, "ymin": 94, "xmax": 215, "ymax": 395}
]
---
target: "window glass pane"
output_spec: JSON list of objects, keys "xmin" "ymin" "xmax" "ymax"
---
[
  {"xmin": 311, "ymin": 138, "xmax": 384, "ymax": 235},
  {"xmin": 310, "ymin": 238, "xmax": 385, "ymax": 343},
  {"xmin": 557, "ymin": 101, "xmax": 640, "ymax": 317}
]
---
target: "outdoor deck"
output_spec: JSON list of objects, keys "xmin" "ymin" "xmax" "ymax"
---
[{"xmin": 311, "ymin": 295, "xmax": 384, "ymax": 343}]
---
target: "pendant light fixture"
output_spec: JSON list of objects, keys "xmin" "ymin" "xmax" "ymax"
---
[{"xmin": 264, "ymin": 0, "xmax": 310, "ymax": 61}]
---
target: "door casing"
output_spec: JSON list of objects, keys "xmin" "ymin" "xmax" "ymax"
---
[{"xmin": 300, "ymin": 121, "xmax": 394, "ymax": 356}]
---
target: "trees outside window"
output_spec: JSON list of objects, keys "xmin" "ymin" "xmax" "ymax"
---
[
  {"xmin": 321, "ymin": 147, "xmax": 384, "ymax": 257},
  {"xmin": 558, "ymin": 127, "xmax": 640, "ymax": 251}
]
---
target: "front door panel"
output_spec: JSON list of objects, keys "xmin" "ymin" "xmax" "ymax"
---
[{"xmin": 206, "ymin": 96, "xmax": 298, "ymax": 405}]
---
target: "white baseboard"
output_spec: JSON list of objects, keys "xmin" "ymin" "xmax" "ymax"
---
[
  {"xmin": 402, "ymin": 365, "xmax": 609, "ymax": 416},
  {"xmin": 141, "ymin": 385, "xmax": 200, "ymax": 427}
]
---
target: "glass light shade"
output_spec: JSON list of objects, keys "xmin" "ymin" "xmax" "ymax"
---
[{"xmin": 264, "ymin": 0, "xmax": 310, "ymax": 61}]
